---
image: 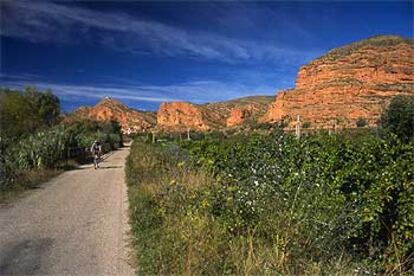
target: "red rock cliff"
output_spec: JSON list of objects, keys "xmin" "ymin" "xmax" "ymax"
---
[
  {"xmin": 261, "ymin": 35, "xmax": 414, "ymax": 128},
  {"xmin": 157, "ymin": 102, "xmax": 213, "ymax": 131},
  {"xmin": 157, "ymin": 96, "xmax": 273, "ymax": 131},
  {"xmin": 72, "ymin": 97, "xmax": 156, "ymax": 133}
]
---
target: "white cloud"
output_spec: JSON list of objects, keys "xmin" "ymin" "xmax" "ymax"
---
[
  {"xmin": 0, "ymin": 76, "xmax": 276, "ymax": 108},
  {"xmin": 1, "ymin": 1, "xmax": 317, "ymax": 64}
]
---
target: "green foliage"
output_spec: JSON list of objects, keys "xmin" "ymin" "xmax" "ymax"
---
[
  {"xmin": 356, "ymin": 117, "xmax": 367, "ymax": 128},
  {"xmin": 1, "ymin": 118, "xmax": 122, "ymax": 191},
  {"xmin": 127, "ymin": 130, "xmax": 414, "ymax": 274},
  {"xmin": 0, "ymin": 87, "xmax": 61, "ymax": 139},
  {"xmin": 302, "ymin": 121, "xmax": 311, "ymax": 128},
  {"xmin": 381, "ymin": 95, "xmax": 414, "ymax": 142},
  {"xmin": 6, "ymin": 125, "xmax": 70, "ymax": 170}
]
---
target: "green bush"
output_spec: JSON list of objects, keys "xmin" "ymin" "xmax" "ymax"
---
[
  {"xmin": 127, "ymin": 130, "xmax": 414, "ymax": 274},
  {"xmin": 0, "ymin": 86, "xmax": 61, "ymax": 139},
  {"xmin": 381, "ymin": 95, "xmax": 414, "ymax": 142},
  {"xmin": 356, "ymin": 117, "xmax": 367, "ymax": 128},
  {"xmin": 1, "ymin": 119, "xmax": 123, "ymax": 192}
]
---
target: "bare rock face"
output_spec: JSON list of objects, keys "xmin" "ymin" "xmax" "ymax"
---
[
  {"xmin": 261, "ymin": 35, "xmax": 414, "ymax": 128},
  {"xmin": 157, "ymin": 96, "xmax": 274, "ymax": 131},
  {"xmin": 226, "ymin": 108, "xmax": 251, "ymax": 127},
  {"xmin": 73, "ymin": 97, "xmax": 156, "ymax": 133},
  {"xmin": 156, "ymin": 102, "xmax": 212, "ymax": 131}
]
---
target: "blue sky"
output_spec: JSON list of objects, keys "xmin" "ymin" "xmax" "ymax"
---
[{"xmin": 0, "ymin": 1, "xmax": 412, "ymax": 112}]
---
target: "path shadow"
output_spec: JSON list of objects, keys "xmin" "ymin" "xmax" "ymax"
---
[
  {"xmin": 0, "ymin": 238, "xmax": 54, "ymax": 275},
  {"xmin": 98, "ymin": 166, "xmax": 122, "ymax": 169}
]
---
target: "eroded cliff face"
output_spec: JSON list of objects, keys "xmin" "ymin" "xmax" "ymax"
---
[
  {"xmin": 226, "ymin": 108, "xmax": 251, "ymax": 127},
  {"xmin": 157, "ymin": 96, "xmax": 273, "ymax": 131},
  {"xmin": 73, "ymin": 98, "xmax": 156, "ymax": 133},
  {"xmin": 261, "ymin": 35, "xmax": 414, "ymax": 128},
  {"xmin": 156, "ymin": 102, "xmax": 213, "ymax": 131}
]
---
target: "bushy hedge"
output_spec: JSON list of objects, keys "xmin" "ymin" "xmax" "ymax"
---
[
  {"xmin": 1, "ymin": 120, "xmax": 122, "ymax": 190},
  {"xmin": 127, "ymin": 130, "xmax": 414, "ymax": 274}
]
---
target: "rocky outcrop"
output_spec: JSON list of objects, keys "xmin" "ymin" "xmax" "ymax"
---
[
  {"xmin": 73, "ymin": 97, "xmax": 156, "ymax": 134},
  {"xmin": 226, "ymin": 108, "xmax": 251, "ymax": 127},
  {"xmin": 156, "ymin": 96, "xmax": 273, "ymax": 131},
  {"xmin": 156, "ymin": 102, "xmax": 213, "ymax": 131},
  {"xmin": 261, "ymin": 35, "xmax": 414, "ymax": 128}
]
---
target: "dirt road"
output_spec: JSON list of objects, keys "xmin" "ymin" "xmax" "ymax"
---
[{"xmin": 0, "ymin": 147, "xmax": 135, "ymax": 275}]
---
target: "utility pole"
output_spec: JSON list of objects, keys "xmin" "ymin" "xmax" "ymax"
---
[
  {"xmin": 152, "ymin": 131, "xmax": 155, "ymax": 143},
  {"xmin": 295, "ymin": 115, "xmax": 301, "ymax": 139},
  {"xmin": 187, "ymin": 128, "xmax": 191, "ymax": 141}
]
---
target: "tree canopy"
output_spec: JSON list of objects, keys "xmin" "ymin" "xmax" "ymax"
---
[
  {"xmin": 381, "ymin": 95, "xmax": 414, "ymax": 141},
  {"xmin": 0, "ymin": 86, "xmax": 61, "ymax": 139}
]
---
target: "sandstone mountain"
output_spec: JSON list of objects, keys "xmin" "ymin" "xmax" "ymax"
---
[
  {"xmin": 72, "ymin": 97, "xmax": 156, "ymax": 134},
  {"xmin": 156, "ymin": 96, "xmax": 273, "ymax": 132},
  {"xmin": 261, "ymin": 35, "xmax": 414, "ymax": 128},
  {"xmin": 70, "ymin": 36, "xmax": 412, "ymax": 133}
]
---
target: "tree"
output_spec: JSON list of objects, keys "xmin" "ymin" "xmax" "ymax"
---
[
  {"xmin": 356, "ymin": 118, "xmax": 367, "ymax": 128},
  {"xmin": 0, "ymin": 88, "xmax": 33, "ymax": 138},
  {"xmin": 0, "ymin": 87, "xmax": 61, "ymax": 139},
  {"xmin": 380, "ymin": 95, "xmax": 414, "ymax": 141},
  {"xmin": 35, "ymin": 89, "xmax": 61, "ymax": 126},
  {"xmin": 24, "ymin": 86, "xmax": 61, "ymax": 127}
]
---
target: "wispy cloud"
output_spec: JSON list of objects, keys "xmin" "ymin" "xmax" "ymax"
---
[
  {"xmin": 0, "ymin": 74, "xmax": 276, "ymax": 110},
  {"xmin": 1, "ymin": 1, "xmax": 317, "ymax": 64},
  {"xmin": 0, "ymin": 79, "xmax": 180, "ymax": 103}
]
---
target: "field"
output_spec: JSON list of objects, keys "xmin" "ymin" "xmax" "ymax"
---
[{"xmin": 126, "ymin": 128, "xmax": 414, "ymax": 275}]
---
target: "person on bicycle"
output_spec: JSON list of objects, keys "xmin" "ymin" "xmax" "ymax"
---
[{"xmin": 90, "ymin": 140, "xmax": 102, "ymax": 169}]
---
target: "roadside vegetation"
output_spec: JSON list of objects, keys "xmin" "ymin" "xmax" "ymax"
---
[
  {"xmin": 0, "ymin": 87, "xmax": 123, "ymax": 202},
  {"xmin": 126, "ymin": 95, "xmax": 414, "ymax": 275}
]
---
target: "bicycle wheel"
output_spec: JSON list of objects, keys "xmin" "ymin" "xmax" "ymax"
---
[{"xmin": 94, "ymin": 155, "xmax": 99, "ymax": 169}]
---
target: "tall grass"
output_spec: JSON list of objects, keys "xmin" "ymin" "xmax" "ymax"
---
[{"xmin": 126, "ymin": 140, "xmax": 375, "ymax": 275}]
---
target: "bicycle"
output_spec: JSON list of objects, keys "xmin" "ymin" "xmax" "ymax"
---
[{"xmin": 93, "ymin": 152, "xmax": 101, "ymax": 169}]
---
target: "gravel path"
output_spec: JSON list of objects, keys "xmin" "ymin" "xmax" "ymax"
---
[{"xmin": 0, "ymin": 147, "xmax": 135, "ymax": 275}]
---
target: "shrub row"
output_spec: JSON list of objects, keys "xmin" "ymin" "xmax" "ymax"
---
[
  {"xmin": 1, "ymin": 120, "xmax": 122, "ymax": 190},
  {"xmin": 127, "ymin": 131, "xmax": 414, "ymax": 274}
]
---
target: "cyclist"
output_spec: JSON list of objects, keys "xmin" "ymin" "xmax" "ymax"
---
[{"xmin": 90, "ymin": 140, "xmax": 102, "ymax": 169}]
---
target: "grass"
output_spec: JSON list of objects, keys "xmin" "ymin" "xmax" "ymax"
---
[
  {"xmin": 126, "ymin": 141, "xmax": 223, "ymax": 274},
  {"xmin": 315, "ymin": 35, "xmax": 413, "ymax": 63},
  {"xmin": 125, "ymin": 140, "xmax": 374, "ymax": 275},
  {"xmin": 0, "ymin": 159, "xmax": 81, "ymax": 204},
  {"xmin": 0, "ymin": 169, "xmax": 61, "ymax": 204}
]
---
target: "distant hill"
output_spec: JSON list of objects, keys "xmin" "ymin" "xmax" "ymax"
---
[
  {"xmin": 156, "ymin": 96, "xmax": 274, "ymax": 132},
  {"xmin": 70, "ymin": 95, "xmax": 274, "ymax": 133},
  {"xmin": 69, "ymin": 35, "xmax": 413, "ymax": 133},
  {"xmin": 71, "ymin": 97, "xmax": 156, "ymax": 134}
]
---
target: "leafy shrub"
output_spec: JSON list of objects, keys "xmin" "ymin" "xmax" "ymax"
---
[
  {"xmin": 1, "ymin": 119, "xmax": 122, "ymax": 191},
  {"xmin": 302, "ymin": 121, "xmax": 311, "ymax": 128},
  {"xmin": 356, "ymin": 117, "xmax": 367, "ymax": 128},
  {"xmin": 128, "ymin": 130, "xmax": 414, "ymax": 274},
  {"xmin": 0, "ymin": 86, "xmax": 61, "ymax": 139},
  {"xmin": 381, "ymin": 95, "xmax": 414, "ymax": 142}
]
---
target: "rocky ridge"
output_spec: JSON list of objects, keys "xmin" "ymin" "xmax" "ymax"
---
[
  {"xmin": 261, "ymin": 35, "xmax": 414, "ymax": 128},
  {"xmin": 156, "ymin": 96, "xmax": 274, "ymax": 131},
  {"xmin": 72, "ymin": 97, "xmax": 156, "ymax": 134},
  {"xmin": 70, "ymin": 36, "xmax": 413, "ymax": 132}
]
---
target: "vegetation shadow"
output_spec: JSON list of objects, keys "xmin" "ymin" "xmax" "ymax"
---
[{"xmin": 98, "ymin": 166, "xmax": 122, "ymax": 169}]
